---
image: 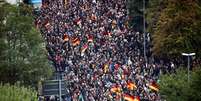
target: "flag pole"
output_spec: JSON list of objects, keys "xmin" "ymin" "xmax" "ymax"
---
[{"xmin": 143, "ymin": 0, "xmax": 148, "ymax": 67}]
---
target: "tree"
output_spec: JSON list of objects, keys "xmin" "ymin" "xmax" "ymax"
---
[
  {"xmin": 190, "ymin": 68, "xmax": 201, "ymax": 101},
  {"xmin": 0, "ymin": 83, "xmax": 38, "ymax": 101},
  {"xmin": 146, "ymin": 0, "xmax": 167, "ymax": 33},
  {"xmin": 127, "ymin": 0, "xmax": 149, "ymax": 32},
  {"xmin": 0, "ymin": 1, "xmax": 52, "ymax": 87},
  {"xmin": 127, "ymin": 0, "xmax": 149, "ymax": 17},
  {"xmin": 159, "ymin": 68, "xmax": 201, "ymax": 101},
  {"xmin": 148, "ymin": 0, "xmax": 201, "ymax": 58}
]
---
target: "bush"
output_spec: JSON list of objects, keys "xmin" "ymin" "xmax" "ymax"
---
[
  {"xmin": 159, "ymin": 67, "xmax": 201, "ymax": 101},
  {"xmin": 0, "ymin": 83, "xmax": 37, "ymax": 101}
]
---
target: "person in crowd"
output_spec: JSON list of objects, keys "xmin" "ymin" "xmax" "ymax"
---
[{"xmin": 36, "ymin": 0, "xmax": 189, "ymax": 100}]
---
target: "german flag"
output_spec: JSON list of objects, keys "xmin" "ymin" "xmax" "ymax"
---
[
  {"xmin": 42, "ymin": 2, "xmax": 48, "ymax": 8},
  {"xmin": 103, "ymin": 31, "xmax": 112, "ymax": 37},
  {"xmin": 104, "ymin": 64, "xmax": 109, "ymax": 73},
  {"xmin": 72, "ymin": 37, "xmax": 80, "ymax": 46},
  {"xmin": 105, "ymin": 32, "xmax": 112, "ymax": 37},
  {"xmin": 75, "ymin": 19, "xmax": 81, "ymax": 26},
  {"xmin": 87, "ymin": 35, "xmax": 93, "ymax": 43},
  {"xmin": 123, "ymin": 94, "xmax": 134, "ymax": 101},
  {"xmin": 43, "ymin": 20, "xmax": 50, "ymax": 28},
  {"xmin": 134, "ymin": 96, "xmax": 140, "ymax": 101},
  {"xmin": 63, "ymin": 34, "xmax": 69, "ymax": 42},
  {"xmin": 123, "ymin": 94, "xmax": 140, "ymax": 101},
  {"xmin": 148, "ymin": 81, "xmax": 159, "ymax": 92},
  {"xmin": 110, "ymin": 85, "xmax": 121, "ymax": 94},
  {"xmin": 81, "ymin": 44, "xmax": 88, "ymax": 53},
  {"xmin": 127, "ymin": 82, "xmax": 137, "ymax": 90}
]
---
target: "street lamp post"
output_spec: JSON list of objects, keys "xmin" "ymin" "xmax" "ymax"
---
[{"xmin": 182, "ymin": 53, "xmax": 195, "ymax": 82}]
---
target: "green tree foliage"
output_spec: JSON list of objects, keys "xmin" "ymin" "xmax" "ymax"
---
[
  {"xmin": 146, "ymin": 0, "xmax": 167, "ymax": 32},
  {"xmin": 0, "ymin": 83, "xmax": 37, "ymax": 101},
  {"xmin": 159, "ymin": 68, "xmax": 201, "ymax": 101},
  {"xmin": 127, "ymin": 0, "xmax": 149, "ymax": 17},
  {"xmin": 148, "ymin": 0, "xmax": 201, "ymax": 58},
  {"xmin": 190, "ymin": 68, "xmax": 201, "ymax": 101},
  {"xmin": 127, "ymin": 0, "xmax": 149, "ymax": 32},
  {"xmin": 0, "ymin": 1, "xmax": 52, "ymax": 87}
]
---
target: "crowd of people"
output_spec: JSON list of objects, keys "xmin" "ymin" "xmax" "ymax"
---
[{"xmin": 36, "ymin": 0, "xmax": 180, "ymax": 101}]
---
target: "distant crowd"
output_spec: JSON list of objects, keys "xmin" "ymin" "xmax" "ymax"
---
[{"xmin": 36, "ymin": 0, "xmax": 200, "ymax": 101}]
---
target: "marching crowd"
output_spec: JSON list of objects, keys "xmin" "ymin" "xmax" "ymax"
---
[{"xmin": 36, "ymin": 0, "xmax": 179, "ymax": 101}]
